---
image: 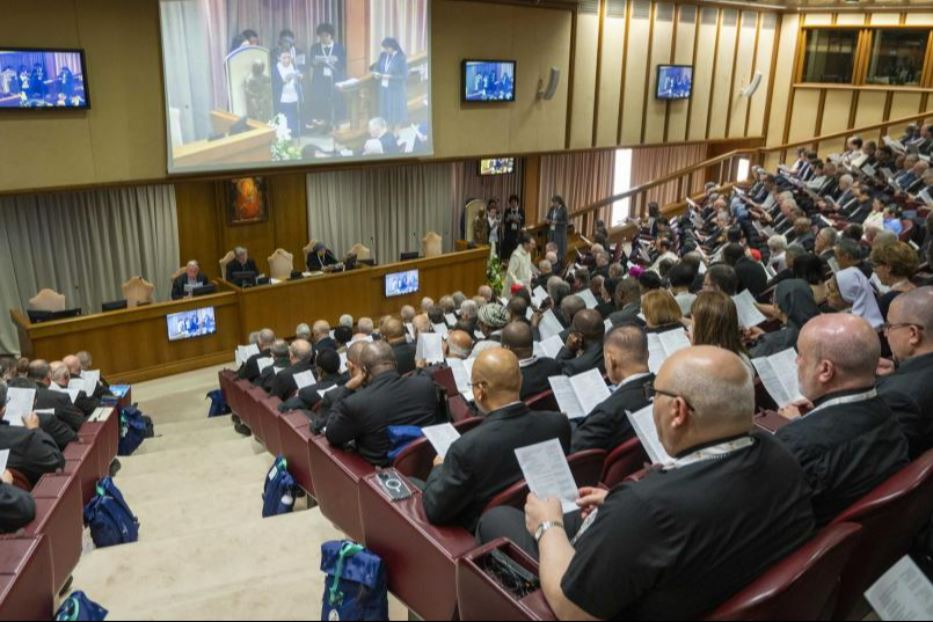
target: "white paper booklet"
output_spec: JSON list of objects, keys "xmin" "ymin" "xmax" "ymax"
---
[
  {"xmin": 421, "ymin": 423, "xmax": 461, "ymax": 459},
  {"xmin": 547, "ymin": 369, "xmax": 610, "ymax": 420},
  {"xmin": 515, "ymin": 438, "xmax": 579, "ymax": 513},
  {"xmin": 752, "ymin": 348, "xmax": 803, "ymax": 409},
  {"xmin": 416, "ymin": 333, "xmax": 445, "ymax": 365},
  {"xmin": 647, "ymin": 329, "xmax": 691, "ymax": 374},
  {"xmin": 626, "ymin": 403, "xmax": 673, "ymax": 465},
  {"xmin": 538, "ymin": 310, "xmax": 564, "ymax": 341},
  {"xmin": 733, "ymin": 290, "xmax": 768, "ymax": 329},
  {"xmin": 865, "ymin": 555, "xmax": 933, "ymax": 621}
]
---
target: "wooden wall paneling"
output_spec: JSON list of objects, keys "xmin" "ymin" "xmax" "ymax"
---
[
  {"xmin": 269, "ymin": 174, "xmax": 310, "ymax": 259},
  {"xmin": 749, "ymin": 12, "xmax": 778, "ymax": 138},
  {"xmin": 818, "ymin": 89, "xmax": 854, "ymax": 156},
  {"xmin": 564, "ymin": 6, "xmax": 578, "ymax": 149},
  {"xmin": 787, "ymin": 89, "xmax": 821, "ymax": 144},
  {"xmin": 835, "ymin": 13, "xmax": 867, "ymax": 26},
  {"xmin": 708, "ymin": 8, "xmax": 737, "ymax": 140},
  {"xmin": 643, "ymin": 2, "xmax": 673, "ymax": 145},
  {"xmin": 904, "ymin": 13, "xmax": 933, "ymax": 26},
  {"xmin": 853, "ymin": 91, "xmax": 888, "ymax": 131},
  {"xmin": 668, "ymin": 4, "xmax": 697, "ymax": 143},
  {"xmin": 804, "ymin": 13, "xmax": 833, "ymax": 26},
  {"xmin": 596, "ymin": 0, "xmax": 627, "ymax": 147},
  {"xmin": 887, "ymin": 93, "xmax": 925, "ymax": 139},
  {"xmin": 591, "ymin": 0, "xmax": 608, "ymax": 147},
  {"xmin": 620, "ymin": 0, "xmax": 652, "ymax": 145},
  {"xmin": 729, "ymin": 11, "xmax": 759, "ymax": 138},
  {"xmin": 688, "ymin": 7, "xmax": 719, "ymax": 142},
  {"xmin": 217, "ymin": 179, "xmax": 277, "ymax": 275},
  {"xmin": 175, "ymin": 181, "xmax": 222, "ymax": 278},
  {"xmin": 615, "ymin": 0, "xmax": 634, "ymax": 144},
  {"xmin": 569, "ymin": 5, "xmax": 600, "ymax": 149},
  {"xmin": 869, "ymin": 13, "xmax": 902, "ymax": 26}
]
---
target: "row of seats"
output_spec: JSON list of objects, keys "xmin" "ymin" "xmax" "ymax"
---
[
  {"xmin": 219, "ymin": 368, "xmax": 933, "ymax": 620},
  {"xmin": 0, "ymin": 401, "xmax": 122, "ymax": 620}
]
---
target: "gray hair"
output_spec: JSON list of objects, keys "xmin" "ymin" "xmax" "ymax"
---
[
  {"xmin": 447, "ymin": 338, "xmax": 472, "ymax": 359},
  {"xmin": 767, "ymin": 234, "xmax": 788, "ymax": 253},
  {"xmin": 817, "ymin": 227, "xmax": 838, "ymax": 245},
  {"xmin": 258, "ymin": 328, "xmax": 276, "ymax": 346},
  {"xmin": 460, "ymin": 300, "xmax": 478, "ymax": 320},
  {"xmin": 271, "ymin": 339, "xmax": 290, "ymax": 358},
  {"xmin": 186, "ymin": 260, "xmax": 200, "ymax": 269},
  {"xmin": 248, "ymin": 331, "xmax": 260, "ymax": 345},
  {"xmin": 873, "ymin": 230, "xmax": 897, "ymax": 248},
  {"xmin": 339, "ymin": 314, "xmax": 354, "ymax": 328},
  {"xmin": 290, "ymin": 339, "xmax": 314, "ymax": 363},
  {"xmin": 295, "ymin": 323, "xmax": 312, "ymax": 340},
  {"xmin": 451, "ymin": 292, "xmax": 466, "ymax": 307},
  {"xmin": 234, "ymin": 246, "xmax": 247, "ymax": 257},
  {"xmin": 357, "ymin": 317, "xmax": 374, "ymax": 335},
  {"xmin": 538, "ymin": 259, "xmax": 552, "ymax": 273}
]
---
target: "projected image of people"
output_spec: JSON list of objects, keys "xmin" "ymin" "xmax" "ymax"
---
[
  {"xmin": 159, "ymin": 0, "xmax": 432, "ymax": 174},
  {"xmin": 0, "ymin": 50, "xmax": 88, "ymax": 108},
  {"xmin": 657, "ymin": 65, "xmax": 693, "ymax": 100},
  {"xmin": 464, "ymin": 61, "xmax": 514, "ymax": 102}
]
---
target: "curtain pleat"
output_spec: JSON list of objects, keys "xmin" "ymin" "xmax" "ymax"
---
[
  {"xmin": 448, "ymin": 161, "xmax": 524, "ymax": 240},
  {"xmin": 0, "ymin": 185, "xmax": 180, "ymax": 355},
  {"xmin": 630, "ymin": 144, "xmax": 709, "ymax": 207},
  {"xmin": 537, "ymin": 150, "xmax": 616, "ymax": 229}
]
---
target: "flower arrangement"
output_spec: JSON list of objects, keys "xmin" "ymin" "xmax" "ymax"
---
[
  {"xmin": 269, "ymin": 114, "xmax": 302, "ymax": 161},
  {"xmin": 486, "ymin": 253, "xmax": 506, "ymax": 297}
]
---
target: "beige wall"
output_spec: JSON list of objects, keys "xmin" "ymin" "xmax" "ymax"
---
[{"xmin": 0, "ymin": 0, "xmax": 782, "ymax": 194}]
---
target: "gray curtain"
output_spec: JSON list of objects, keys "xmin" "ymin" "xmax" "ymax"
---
[
  {"xmin": 0, "ymin": 185, "xmax": 180, "ymax": 355},
  {"xmin": 160, "ymin": 0, "xmax": 215, "ymax": 143},
  {"xmin": 306, "ymin": 162, "xmax": 453, "ymax": 264}
]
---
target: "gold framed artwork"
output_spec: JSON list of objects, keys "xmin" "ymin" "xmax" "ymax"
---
[{"xmin": 226, "ymin": 176, "xmax": 269, "ymax": 225}]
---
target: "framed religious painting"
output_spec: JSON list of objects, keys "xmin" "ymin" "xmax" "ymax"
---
[{"xmin": 225, "ymin": 176, "xmax": 269, "ymax": 225}]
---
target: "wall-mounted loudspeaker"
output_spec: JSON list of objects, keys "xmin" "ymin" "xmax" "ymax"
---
[
  {"xmin": 740, "ymin": 71, "xmax": 763, "ymax": 98},
  {"xmin": 536, "ymin": 67, "xmax": 561, "ymax": 101}
]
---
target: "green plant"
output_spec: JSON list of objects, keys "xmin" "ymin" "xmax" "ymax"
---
[{"xmin": 486, "ymin": 253, "xmax": 506, "ymax": 296}]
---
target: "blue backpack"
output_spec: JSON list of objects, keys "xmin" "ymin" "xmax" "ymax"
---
[
  {"xmin": 262, "ymin": 455, "xmax": 296, "ymax": 518},
  {"xmin": 55, "ymin": 591, "xmax": 108, "ymax": 621},
  {"xmin": 321, "ymin": 540, "xmax": 388, "ymax": 622},
  {"xmin": 206, "ymin": 389, "xmax": 231, "ymax": 417},
  {"xmin": 83, "ymin": 477, "xmax": 139, "ymax": 548},
  {"xmin": 386, "ymin": 425, "xmax": 423, "ymax": 462},
  {"xmin": 117, "ymin": 405, "xmax": 147, "ymax": 456}
]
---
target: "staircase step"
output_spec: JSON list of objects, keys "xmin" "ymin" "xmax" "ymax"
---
[
  {"xmin": 115, "ymin": 437, "xmax": 265, "ymax": 477},
  {"xmin": 71, "ymin": 510, "xmax": 342, "ymax": 614},
  {"xmin": 131, "ymin": 424, "xmax": 244, "ymax": 455},
  {"xmin": 114, "ymin": 452, "xmax": 273, "ymax": 500},
  {"xmin": 148, "ymin": 415, "xmax": 233, "ymax": 437}
]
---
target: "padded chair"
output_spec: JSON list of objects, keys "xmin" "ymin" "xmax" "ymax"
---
[
  {"xmin": 448, "ymin": 395, "xmax": 475, "ymax": 423},
  {"xmin": 600, "ymin": 438, "xmax": 649, "ymax": 488},
  {"xmin": 218, "ymin": 250, "xmax": 236, "ymax": 280},
  {"xmin": 703, "ymin": 522, "xmax": 863, "ymax": 621},
  {"xmin": 258, "ymin": 395, "xmax": 284, "ymax": 456},
  {"xmin": 267, "ymin": 248, "xmax": 294, "ymax": 281},
  {"xmin": 898, "ymin": 219, "xmax": 914, "ymax": 243},
  {"xmin": 170, "ymin": 267, "xmax": 186, "ymax": 282},
  {"xmin": 306, "ymin": 434, "xmax": 374, "ymax": 542},
  {"xmin": 121, "ymin": 276, "xmax": 155, "ymax": 308},
  {"xmin": 392, "ymin": 417, "xmax": 484, "ymax": 481},
  {"xmin": 432, "ymin": 366, "xmax": 458, "ymax": 399},
  {"xmin": 27, "ymin": 474, "xmax": 83, "ymax": 594},
  {"xmin": 830, "ymin": 448, "xmax": 933, "ymax": 620},
  {"xmin": 422, "ymin": 231, "xmax": 443, "ymax": 258},
  {"xmin": 276, "ymin": 411, "xmax": 315, "ymax": 495},
  {"xmin": 0, "ymin": 536, "xmax": 55, "ymax": 621},
  {"xmin": 357, "ymin": 469, "xmax": 478, "ymax": 620},
  {"xmin": 348, "ymin": 243, "xmax": 372, "ymax": 261},
  {"xmin": 27, "ymin": 289, "xmax": 66, "ymax": 312},
  {"xmin": 524, "ymin": 390, "xmax": 559, "ymax": 413},
  {"xmin": 62, "ymin": 440, "xmax": 98, "ymax": 504}
]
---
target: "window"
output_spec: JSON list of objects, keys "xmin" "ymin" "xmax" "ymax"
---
[
  {"xmin": 611, "ymin": 149, "xmax": 633, "ymax": 227},
  {"xmin": 867, "ymin": 30, "xmax": 928, "ymax": 86},
  {"xmin": 736, "ymin": 158, "xmax": 751, "ymax": 183},
  {"xmin": 802, "ymin": 29, "xmax": 859, "ymax": 84}
]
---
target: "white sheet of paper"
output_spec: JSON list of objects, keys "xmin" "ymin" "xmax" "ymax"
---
[
  {"xmin": 531, "ymin": 286, "xmax": 548, "ymax": 308},
  {"xmin": 515, "ymin": 438, "xmax": 579, "ymax": 513},
  {"xmin": 273, "ymin": 367, "xmax": 285, "ymax": 376},
  {"xmin": 445, "ymin": 313, "xmax": 458, "ymax": 328},
  {"xmin": 538, "ymin": 335, "xmax": 564, "ymax": 359},
  {"xmin": 421, "ymin": 423, "xmax": 461, "ymax": 459},
  {"xmin": 752, "ymin": 348, "xmax": 803, "ymax": 408},
  {"xmin": 627, "ymin": 404, "xmax": 673, "ymax": 465},
  {"xmin": 417, "ymin": 333, "xmax": 445, "ymax": 364},
  {"xmin": 577, "ymin": 289, "xmax": 599, "ymax": 310},
  {"xmin": 5, "ymin": 388, "xmax": 35, "ymax": 427},
  {"xmin": 572, "ymin": 369, "xmax": 611, "ymax": 417},
  {"xmin": 293, "ymin": 370, "xmax": 317, "ymax": 391},
  {"xmin": 0, "ymin": 449, "xmax": 9, "ymax": 474},
  {"xmin": 256, "ymin": 357, "xmax": 274, "ymax": 374},
  {"xmin": 548, "ymin": 376, "xmax": 585, "ymax": 420},
  {"xmin": 339, "ymin": 352, "xmax": 348, "ymax": 373},
  {"xmin": 604, "ymin": 318, "xmax": 614, "ymax": 333},
  {"xmin": 51, "ymin": 384, "xmax": 81, "ymax": 404},
  {"xmin": 538, "ymin": 310, "xmax": 564, "ymax": 341},
  {"xmin": 89, "ymin": 407, "xmax": 113, "ymax": 422},
  {"xmin": 526, "ymin": 307, "xmax": 534, "ymax": 321},
  {"xmin": 865, "ymin": 555, "xmax": 933, "ymax": 621},
  {"xmin": 404, "ymin": 323, "xmax": 416, "ymax": 339},
  {"xmin": 317, "ymin": 384, "xmax": 340, "ymax": 399},
  {"xmin": 432, "ymin": 323, "xmax": 450, "ymax": 339},
  {"xmin": 733, "ymin": 290, "xmax": 768, "ymax": 329},
  {"xmin": 647, "ymin": 329, "xmax": 691, "ymax": 374}
]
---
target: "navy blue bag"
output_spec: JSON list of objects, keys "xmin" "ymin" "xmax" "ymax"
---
[
  {"xmin": 206, "ymin": 389, "xmax": 231, "ymax": 417},
  {"xmin": 386, "ymin": 425, "xmax": 423, "ymax": 462},
  {"xmin": 321, "ymin": 540, "xmax": 388, "ymax": 622},
  {"xmin": 117, "ymin": 405, "xmax": 147, "ymax": 456},
  {"xmin": 55, "ymin": 591, "xmax": 108, "ymax": 621},
  {"xmin": 83, "ymin": 478, "xmax": 139, "ymax": 548},
  {"xmin": 262, "ymin": 455, "xmax": 296, "ymax": 518}
]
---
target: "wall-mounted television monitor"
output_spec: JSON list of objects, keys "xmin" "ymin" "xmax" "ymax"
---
[
  {"xmin": 479, "ymin": 158, "xmax": 515, "ymax": 176},
  {"xmin": 167, "ymin": 307, "xmax": 217, "ymax": 341},
  {"xmin": 656, "ymin": 65, "xmax": 693, "ymax": 100},
  {"xmin": 463, "ymin": 60, "xmax": 516, "ymax": 102},
  {"xmin": 0, "ymin": 48, "xmax": 90, "ymax": 109},
  {"xmin": 158, "ymin": 0, "xmax": 433, "ymax": 175},
  {"xmin": 385, "ymin": 269, "xmax": 419, "ymax": 298}
]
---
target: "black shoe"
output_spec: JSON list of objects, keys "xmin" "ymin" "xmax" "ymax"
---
[
  {"xmin": 234, "ymin": 422, "xmax": 252, "ymax": 437},
  {"xmin": 231, "ymin": 414, "xmax": 241, "ymax": 425},
  {"xmin": 109, "ymin": 458, "xmax": 122, "ymax": 477},
  {"xmin": 58, "ymin": 575, "xmax": 74, "ymax": 597},
  {"xmin": 294, "ymin": 487, "xmax": 306, "ymax": 499}
]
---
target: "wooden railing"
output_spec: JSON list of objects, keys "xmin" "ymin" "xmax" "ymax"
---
[{"xmin": 527, "ymin": 109, "xmax": 932, "ymax": 247}]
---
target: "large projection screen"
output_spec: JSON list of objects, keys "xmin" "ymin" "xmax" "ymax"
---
[{"xmin": 158, "ymin": 0, "xmax": 432, "ymax": 175}]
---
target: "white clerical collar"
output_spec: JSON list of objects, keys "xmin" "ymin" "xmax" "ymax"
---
[
  {"xmin": 663, "ymin": 435, "xmax": 756, "ymax": 471},
  {"xmin": 610, "ymin": 372, "xmax": 651, "ymax": 393},
  {"xmin": 519, "ymin": 356, "xmax": 537, "ymax": 368},
  {"xmin": 801, "ymin": 388, "xmax": 877, "ymax": 420}
]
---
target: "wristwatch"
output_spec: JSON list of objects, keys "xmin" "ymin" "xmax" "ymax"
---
[{"xmin": 534, "ymin": 521, "xmax": 564, "ymax": 543}]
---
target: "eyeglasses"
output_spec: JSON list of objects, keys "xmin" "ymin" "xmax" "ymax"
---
[
  {"xmin": 882, "ymin": 322, "xmax": 924, "ymax": 334},
  {"xmin": 643, "ymin": 381, "xmax": 694, "ymax": 411}
]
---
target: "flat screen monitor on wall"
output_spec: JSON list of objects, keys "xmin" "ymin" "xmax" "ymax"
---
[
  {"xmin": 479, "ymin": 158, "xmax": 515, "ymax": 176},
  {"xmin": 385, "ymin": 269, "xmax": 419, "ymax": 298},
  {"xmin": 158, "ymin": 0, "xmax": 433, "ymax": 175},
  {"xmin": 656, "ymin": 65, "xmax": 693, "ymax": 100},
  {"xmin": 462, "ymin": 60, "xmax": 516, "ymax": 102},
  {"xmin": 167, "ymin": 307, "xmax": 217, "ymax": 341},
  {"xmin": 0, "ymin": 48, "xmax": 90, "ymax": 109}
]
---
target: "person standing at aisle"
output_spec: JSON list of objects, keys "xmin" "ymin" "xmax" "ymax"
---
[{"xmin": 547, "ymin": 195, "xmax": 569, "ymax": 265}]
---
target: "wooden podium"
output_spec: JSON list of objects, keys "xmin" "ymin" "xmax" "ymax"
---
[{"xmin": 171, "ymin": 111, "xmax": 276, "ymax": 170}]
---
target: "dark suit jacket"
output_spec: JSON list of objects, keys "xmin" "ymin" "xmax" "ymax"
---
[
  {"xmin": 391, "ymin": 342, "xmax": 417, "ymax": 375},
  {"xmin": 609, "ymin": 303, "xmax": 643, "ymax": 327},
  {"xmin": 225, "ymin": 259, "xmax": 259, "ymax": 285},
  {"xmin": 171, "ymin": 273, "xmax": 208, "ymax": 300},
  {"xmin": 877, "ymin": 351, "xmax": 933, "ymax": 459},
  {"xmin": 271, "ymin": 360, "xmax": 316, "ymax": 401},
  {"xmin": 238, "ymin": 348, "xmax": 272, "ymax": 382},
  {"xmin": 735, "ymin": 256, "xmax": 769, "ymax": 298},
  {"xmin": 0, "ymin": 483, "xmax": 35, "ymax": 534},
  {"xmin": 314, "ymin": 337, "xmax": 338, "ymax": 356},
  {"xmin": 556, "ymin": 341, "xmax": 605, "ymax": 376},
  {"xmin": 36, "ymin": 386, "xmax": 86, "ymax": 431},
  {"xmin": 519, "ymin": 357, "xmax": 563, "ymax": 400},
  {"xmin": 0, "ymin": 423, "xmax": 65, "ymax": 486},
  {"xmin": 306, "ymin": 249, "xmax": 338, "ymax": 272},
  {"xmin": 571, "ymin": 373, "xmax": 654, "ymax": 452},
  {"xmin": 325, "ymin": 371, "xmax": 443, "ymax": 466},
  {"xmin": 8, "ymin": 379, "xmax": 78, "ymax": 448},
  {"xmin": 278, "ymin": 372, "xmax": 350, "ymax": 412},
  {"xmin": 257, "ymin": 356, "xmax": 292, "ymax": 392},
  {"xmin": 422, "ymin": 402, "xmax": 571, "ymax": 531}
]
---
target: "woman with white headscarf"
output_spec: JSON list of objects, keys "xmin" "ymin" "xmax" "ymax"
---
[{"xmin": 830, "ymin": 267, "xmax": 884, "ymax": 329}]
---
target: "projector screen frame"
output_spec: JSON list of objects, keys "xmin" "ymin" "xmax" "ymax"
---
[{"xmin": 0, "ymin": 46, "xmax": 92, "ymax": 112}]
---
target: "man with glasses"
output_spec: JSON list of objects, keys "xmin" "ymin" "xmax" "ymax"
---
[
  {"xmin": 877, "ymin": 287, "xmax": 933, "ymax": 458},
  {"xmin": 476, "ymin": 346, "xmax": 814, "ymax": 620},
  {"xmin": 775, "ymin": 313, "xmax": 909, "ymax": 526}
]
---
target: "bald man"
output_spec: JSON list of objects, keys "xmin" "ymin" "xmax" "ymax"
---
[
  {"xmin": 877, "ymin": 287, "xmax": 933, "ymax": 458},
  {"xmin": 63, "ymin": 354, "xmax": 108, "ymax": 400},
  {"xmin": 556, "ymin": 309, "xmax": 606, "ymax": 376},
  {"xmin": 571, "ymin": 326, "xmax": 653, "ymax": 452},
  {"xmin": 278, "ymin": 348, "xmax": 350, "ymax": 416},
  {"xmin": 422, "ymin": 348, "xmax": 570, "ymax": 531},
  {"xmin": 500, "ymin": 322, "xmax": 562, "ymax": 399},
  {"xmin": 382, "ymin": 317, "xmax": 416, "ymax": 375},
  {"xmin": 776, "ymin": 314, "xmax": 909, "ymax": 526},
  {"xmin": 12, "ymin": 360, "xmax": 80, "ymax": 448},
  {"xmin": 238, "ymin": 328, "xmax": 275, "ymax": 382},
  {"xmin": 325, "ymin": 341, "xmax": 443, "ymax": 465},
  {"xmin": 171, "ymin": 260, "xmax": 208, "ymax": 300},
  {"xmin": 311, "ymin": 320, "xmax": 337, "ymax": 355},
  {"xmin": 257, "ymin": 340, "xmax": 291, "ymax": 391},
  {"xmin": 270, "ymin": 339, "xmax": 315, "ymax": 401},
  {"xmin": 444, "ymin": 330, "xmax": 474, "ymax": 361},
  {"xmin": 49, "ymin": 360, "xmax": 99, "ymax": 418},
  {"xmin": 478, "ymin": 346, "xmax": 814, "ymax": 620}
]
